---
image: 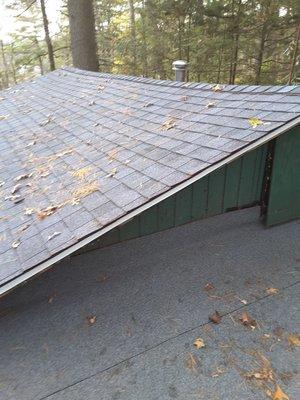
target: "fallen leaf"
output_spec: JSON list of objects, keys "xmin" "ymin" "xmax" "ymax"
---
[
  {"xmin": 39, "ymin": 116, "xmax": 53, "ymax": 126},
  {"xmin": 205, "ymin": 102, "xmax": 215, "ymax": 108},
  {"xmin": 211, "ymin": 366, "xmax": 226, "ymax": 378},
  {"xmin": 185, "ymin": 353, "xmax": 198, "ymax": 372},
  {"xmin": 266, "ymin": 287, "xmax": 279, "ymax": 295},
  {"xmin": 37, "ymin": 205, "xmax": 58, "ymax": 220},
  {"xmin": 181, "ymin": 96, "xmax": 188, "ymax": 101},
  {"xmin": 98, "ymin": 274, "xmax": 109, "ymax": 283},
  {"xmin": 47, "ymin": 231, "xmax": 61, "ymax": 241},
  {"xmin": 0, "ymin": 114, "xmax": 9, "ymax": 120},
  {"xmin": 143, "ymin": 102, "xmax": 154, "ymax": 107},
  {"xmin": 287, "ymin": 333, "xmax": 300, "ymax": 347},
  {"xmin": 161, "ymin": 118, "xmax": 177, "ymax": 131},
  {"xmin": 26, "ymin": 140, "xmax": 36, "ymax": 147},
  {"xmin": 272, "ymin": 385, "xmax": 289, "ymax": 400},
  {"xmin": 12, "ymin": 240, "xmax": 21, "ymax": 248},
  {"xmin": 5, "ymin": 194, "xmax": 24, "ymax": 204},
  {"xmin": 204, "ymin": 283, "xmax": 214, "ymax": 291},
  {"xmin": 239, "ymin": 311, "xmax": 257, "ymax": 329},
  {"xmin": 86, "ymin": 315, "xmax": 96, "ymax": 325},
  {"xmin": 98, "ymin": 85, "xmax": 105, "ymax": 91},
  {"xmin": 194, "ymin": 338, "xmax": 205, "ymax": 349},
  {"xmin": 72, "ymin": 167, "xmax": 92, "ymax": 181},
  {"xmin": 25, "ymin": 208, "xmax": 35, "ymax": 215},
  {"xmin": 209, "ymin": 310, "xmax": 222, "ymax": 324},
  {"xmin": 16, "ymin": 224, "xmax": 29, "ymax": 234},
  {"xmin": 248, "ymin": 117, "xmax": 263, "ymax": 128},
  {"xmin": 245, "ymin": 353, "xmax": 274, "ymax": 382},
  {"xmin": 213, "ymin": 84, "xmax": 222, "ymax": 92},
  {"xmin": 11, "ymin": 184, "xmax": 22, "ymax": 194},
  {"xmin": 106, "ymin": 168, "xmax": 117, "ymax": 178},
  {"xmin": 107, "ymin": 149, "xmax": 118, "ymax": 161},
  {"xmin": 14, "ymin": 173, "xmax": 30, "ymax": 182},
  {"xmin": 72, "ymin": 182, "xmax": 98, "ymax": 200}
]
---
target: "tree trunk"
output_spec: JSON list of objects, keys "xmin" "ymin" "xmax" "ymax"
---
[
  {"xmin": 0, "ymin": 40, "xmax": 10, "ymax": 88},
  {"xmin": 255, "ymin": 23, "xmax": 268, "ymax": 85},
  {"xmin": 67, "ymin": 0, "xmax": 99, "ymax": 71},
  {"xmin": 40, "ymin": 0, "xmax": 55, "ymax": 71},
  {"xmin": 128, "ymin": 0, "xmax": 137, "ymax": 75},
  {"xmin": 288, "ymin": 23, "xmax": 300, "ymax": 84}
]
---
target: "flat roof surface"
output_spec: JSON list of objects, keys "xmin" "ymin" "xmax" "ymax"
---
[
  {"xmin": 0, "ymin": 208, "xmax": 299, "ymax": 400},
  {"xmin": 0, "ymin": 68, "xmax": 300, "ymax": 294}
]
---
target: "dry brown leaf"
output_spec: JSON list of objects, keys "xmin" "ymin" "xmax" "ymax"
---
[
  {"xmin": 98, "ymin": 274, "xmax": 109, "ymax": 283},
  {"xmin": 107, "ymin": 149, "xmax": 118, "ymax": 161},
  {"xmin": 266, "ymin": 287, "xmax": 279, "ymax": 295},
  {"xmin": 72, "ymin": 182, "xmax": 98, "ymax": 200},
  {"xmin": 206, "ymin": 102, "xmax": 215, "ymax": 108},
  {"xmin": 193, "ymin": 338, "xmax": 205, "ymax": 349},
  {"xmin": 204, "ymin": 283, "xmax": 215, "ymax": 291},
  {"xmin": 209, "ymin": 310, "xmax": 222, "ymax": 324},
  {"xmin": 86, "ymin": 315, "xmax": 96, "ymax": 325},
  {"xmin": 287, "ymin": 333, "xmax": 300, "ymax": 347},
  {"xmin": 239, "ymin": 311, "xmax": 257, "ymax": 329},
  {"xmin": 37, "ymin": 205, "xmax": 58, "ymax": 220},
  {"xmin": 245, "ymin": 353, "xmax": 274, "ymax": 382},
  {"xmin": 185, "ymin": 353, "xmax": 198, "ymax": 372},
  {"xmin": 71, "ymin": 167, "xmax": 92, "ymax": 181},
  {"xmin": 272, "ymin": 385, "xmax": 289, "ymax": 400},
  {"xmin": 161, "ymin": 118, "xmax": 177, "ymax": 131},
  {"xmin": 181, "ymin": 96, "xmax": 188, "ymax": 101},
  {"xmin": 98, "ymin": 85, "xmax": 105, "ymax": 91}
]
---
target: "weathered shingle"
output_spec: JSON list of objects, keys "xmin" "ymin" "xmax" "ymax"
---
[{"xmin": 0, "ymin": 67, "xmax": 299, "ymax": 293}]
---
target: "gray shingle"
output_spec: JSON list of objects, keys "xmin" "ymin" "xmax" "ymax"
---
[{"xmin": 0, "ymin": 66, "xmax": 299, "ymax": 292}]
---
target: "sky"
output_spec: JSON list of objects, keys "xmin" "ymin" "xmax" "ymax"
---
[{"xmin": 0, "ymin": 0, "xmax": 63, "ymax": 43}]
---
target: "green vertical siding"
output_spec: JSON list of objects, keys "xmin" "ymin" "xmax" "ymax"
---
[
  {"xmin": 266, "ymin": 127, "xmax": 300, "ymax": 226},
  {"xmin": 86, "ymin": 143, "xmax": 268, "ymax": 251}
]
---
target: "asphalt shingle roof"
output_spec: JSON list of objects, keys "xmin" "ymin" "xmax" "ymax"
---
[{"xmin": 0, "ymin": 67, "xmax": 299, "ymax": 294}]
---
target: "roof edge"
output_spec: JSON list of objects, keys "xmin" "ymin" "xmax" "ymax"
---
[{"xmin": 1, "ymin": 116, "xmax": 299, "ymax": 298}]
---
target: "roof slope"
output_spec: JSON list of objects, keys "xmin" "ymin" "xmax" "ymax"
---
[{"xmin": 0, "ymin": 67, "xmax": 299, "ymax": 295}]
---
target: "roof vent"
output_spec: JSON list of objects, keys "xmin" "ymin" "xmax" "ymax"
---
[{"xmin": 172, "ymin": 60, "xmax": 188, "ymax": 82}]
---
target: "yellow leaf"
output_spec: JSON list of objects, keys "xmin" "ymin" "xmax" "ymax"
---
[
  {"xmin": 272, "ymin": 385, "xmax": 289, "ymax": 400},
  {"xmin": 287, "ymin": 333, "xmax": 300, "ymax": 347},
  {"xmin": 248, "ymin": 117, "xmax": 263, "ymax": 128},
  {"xmin": 266, "ymin": 287, "xmax": 279, "ymax": 295},
  {"xmin": 193, "ymin": 338, "xmax": 205, "ymax": 349}
]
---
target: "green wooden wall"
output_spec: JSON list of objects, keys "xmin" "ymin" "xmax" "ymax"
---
[
  {"xmin": 80, "ymin": 142, "xmax": 268, "ymax": 253},
  {"xmin": 266, "ymin": 126, "xmax": 300, "ymax": 226}
]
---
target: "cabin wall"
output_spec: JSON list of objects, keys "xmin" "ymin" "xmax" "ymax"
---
[
  {"xmin": 265, "ymin": 126, "xmax": 300, "ymax": 226},
  {"xmin": 78, "ymin": 143, "xmax": 268, "ymax": 254}
]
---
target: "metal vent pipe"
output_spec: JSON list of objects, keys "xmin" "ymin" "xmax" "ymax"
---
[{"xmin": 172, "ymin": 60, "xmax": 188, "ymax": 82}]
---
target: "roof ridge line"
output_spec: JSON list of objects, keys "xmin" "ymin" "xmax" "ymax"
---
[{"xmin": 59, "ymin": 66, "xmax": 297, "ymax": 95}]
